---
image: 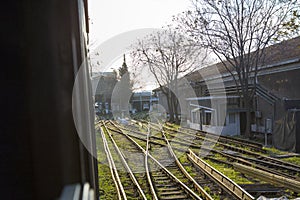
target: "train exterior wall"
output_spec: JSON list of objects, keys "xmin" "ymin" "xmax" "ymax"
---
[{"xmin": 3, "ymin": 0, "xmax": 99, "ymax": 199}]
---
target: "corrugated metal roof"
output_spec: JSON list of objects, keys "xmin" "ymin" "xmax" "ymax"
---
[{"xmin": 185, "ymin": 36, "xmax": 300, "ymax": 82}]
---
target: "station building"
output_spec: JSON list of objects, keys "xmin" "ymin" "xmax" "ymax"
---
[
  {"xmin": 154, "ymin": 36, "xmax": 300, "ymax": 152},
  {"xmin": 130, "ymin": 91, "xmax": 159, "ymax": 112},
  {"xmin": 92, "ymin": 72, "xmax": 117, "ymax": 114}
]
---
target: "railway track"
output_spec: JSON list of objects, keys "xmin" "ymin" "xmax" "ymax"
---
[
  {"xmin": 151, "ymin": 124, "xmax": 252, "ymax": 200},
  {"xmin": 137, "ymin": 120, "xmax": 300, "ymax": 179},
  {"xmin": 177, "ymin": 128, "xmax": 300, "ymax": 173},
  {"xmin": 99, "ymin": 121, "xmax": 148, "ymax": 200},
  {"xmin": 146, "ymin": 124, "xmax": 212, "ymax": 200},
  {"xmin": 167, "ymin": 123, "xmax": 300, "ymax": 168},
  {"xmin": 102, "ymin": 120, "xmax": 207, "ymax": 200},
  {"xmin": 98, "ymin": 119, "xmax": 300, "ymax": 199},
  {"xmin": 125, "ymin": 120, "xmax": 300, "ymax": 198},
  {"xmin": 138, "ymin": 120, "xmax": 263, "ymax": 152},
  {"xmin": 110, "ymin": 120, "xmax": 254, "ymax": 199},
  {"xmin": 165, "ymin": 123, "xmax": 264, "ymax": 152}
]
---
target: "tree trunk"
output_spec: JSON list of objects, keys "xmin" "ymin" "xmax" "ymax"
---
[
  {"xmin": 173, "ymin": 75, "xmax": 180, "ymax": 124},
  {"xmin": 243, "ymin": 97, "xmax": 252, "ymax": 138},
  {"xmin": 167, "ymin": 93, "xmax": 174, "ymax": 122},
  {"xmin": 245, "ymin": 109, "xmax": 251, "ymax": 138},
  {"xmin": 173, "ymin": 96, "xmax": 180, "ymax": 124}
]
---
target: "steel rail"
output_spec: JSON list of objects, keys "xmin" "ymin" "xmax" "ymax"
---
[
  {"xmin": 102, "ymin": 123, "xmax": 148, "ymax": 200},
  {"xmin": 109, "ymin": 121, "xmax": 204, "ymax": 200},
  {"xmin": 160, "ymin": 123, "xmax": 300, "ymax": 173},
  {"xmin": 166, "ymin": 123, "xmax": 263, "ymax": 149},
  {"xmin": 114, "ymin": 122, "xmax": 300, "ymax": 180},
  {"xmin": 145, "ymin": 123, "xmax": 159, "ymax": 200},
  {"xmin": 162, "ymin": 124, "xmax": 264, "ymax": 153},
  {"xmin": 98, "ymin": 122, "xmax": 122, "ymax": 200},
  {"xmin": 112, "ymin": 126, "xmax": 299, "ymax": 180},
  {"xmin": 148, "ymin": 154, "xmax": 203, "ymax": 200},
  {"xmin": 213, "ymin": 150, "xmax": 298, "ymax": 180},
  {"xmin": 106, "ymin": 125, "xmax": 188, "ymax": 152},
  {"xmin": 233, "ymin": 162, "xmax": 300, "ymax": 193},
  {"xmin": 160, "ymin": 125, "xmax": 300, "ymax": 178},
  {"xmin": 156, "ymin": 123, "xmax": 213, "ymax": 200},
  {"xmin": 154, "ymin": 123, "xmax": 300, "ymax": 179},
  {"xmin": 111, "ymin": 119, "xmax": 300, "ymax": 195},
  {"xmin": 109, "ymin": 120, "xmax": 159, "ymax": 200},
  {"xmin": 188, "ymin": 149, "xmax": 255, "ymax": 200},
  {"xmin": 138, "ymin": 120, "xmax": 263, "ymax": 151},
  {"xmin": 99, "ymin": 122, "xmax": 126, "ymax": 200}
]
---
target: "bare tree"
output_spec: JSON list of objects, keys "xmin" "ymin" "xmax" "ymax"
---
[
  {"xmin": 131, "ymin": 27, "xmax": 208, "ymax": 123},
  {"xmin": 175, "ymin": 0, "xmax": 299, "ymax": 136}
]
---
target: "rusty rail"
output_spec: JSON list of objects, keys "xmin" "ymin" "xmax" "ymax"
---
[
  {"xmin": 233, "ymin": 162, "xmax": 300, "ymax": 193},
  {"xmin": 188, "ymin": 149, "xmax": 255, "ymax": 200}
]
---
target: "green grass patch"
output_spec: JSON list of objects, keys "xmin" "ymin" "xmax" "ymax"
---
[
  {"xmin": 131, "ymin": 111, "xmax": 150, "ymax": 121},
  {"xmin": 98, "ymin": 163, "xmax": 118, "ymax": 199},
  {"xmin": 263, "ymin": 147, "xmax": 289, "ymax": 156},
  {"xmin": 165, "ymin": 122, "xmax": 180, "ymax": 130},
  {"xmin": 204, "ymin": 159, "xmax": 253, "ymax": 184},
  {"xmin": 211, "ymin": 193, "xmax": 221, "ymax": 200},
  {"xmin": 96, "ymin": 134, "xmax": 119, "ymax": 199},
  {"xmin": 282, "ymin": 156, "xmax": 300, "ymax": 166},
  {"xmin": 178, "ymin": 154, "xmax": 188, "ymax": 163}
]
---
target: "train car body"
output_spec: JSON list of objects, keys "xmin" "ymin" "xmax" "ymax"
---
[{"xmin": 2, "ymin": 0, "xmax": 99, "ymax": 199}]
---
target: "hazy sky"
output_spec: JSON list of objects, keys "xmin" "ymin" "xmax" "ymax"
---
[
  {"xmin": 88, "ymin": 0, "xmax": 193, "ymax": 91},
  {"xmin": 88, "ymin": 0, "xmax": 192, "ymax": 45}
]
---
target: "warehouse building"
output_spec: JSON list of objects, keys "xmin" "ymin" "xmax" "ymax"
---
[{"xmin": 155, "ymin": 37, "xmax": 300, "ymax": 152}]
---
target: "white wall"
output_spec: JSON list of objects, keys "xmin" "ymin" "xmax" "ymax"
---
[{"xmin": 189, "ymin": 112, "xmax": 240, "ymax": 136}]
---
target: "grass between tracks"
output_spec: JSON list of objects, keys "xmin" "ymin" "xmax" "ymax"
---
[
  {"xmin": 98, "ymin": 125, "xmax": 142, "ymax": 199},
  {"xmin": 203, "ymin": 159, "xmax": 254, "ymax": 184},
  {"xmin": 282, "ymin": 156, "xmax": 300, "ymax": 166},
  {"xmin": 96, "ymin": 131, "xmax": 119, "ymax": 200},
  {"xmin": 99, "ymin": 121, "xmax": 300, "ymax": 199},
  {"xmin": 177, "ymin": 148, "xmax": 253, "ymax": 185},
  {"xmin": 166, "ymin": 123, "xmax": 300, "ymax": 199},
  {"xmin": 176, "ymin": 150, "xmax": 223, "ymax": 199},
  {"xmin": 263, "ymin": 147, "xmax": 300, "ymax": 167},
  {"xmin": 263, "ymin": 146, "xmax": 289, "ymax": 155},
  {"xmin": 124, "ymin": 132, "xmax": 147, "ymax": 150},
  {"xmin": 103, "ymin": 124, "xmax": 153, "ymax": 199},
  {"xmin": 167, "ymin": 122, "xmax": 300, "ymax": 168}
]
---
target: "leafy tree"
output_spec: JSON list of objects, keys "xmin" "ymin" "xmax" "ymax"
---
[
  {"xmin": 118, "ymin": 54, "xmax": 129, "ymax": 78},
  {"xmin": 112, "ymin": 54, "xmax": 132, "ymax": 118}
]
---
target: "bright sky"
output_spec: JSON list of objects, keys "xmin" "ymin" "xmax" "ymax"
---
[
  {"xmin": 88, "ymin": 0, "xmax": 192, "ymax": 45},
  {"xmin": 88, "ymin": 0, "xmax": 193, "ymax": 91}
]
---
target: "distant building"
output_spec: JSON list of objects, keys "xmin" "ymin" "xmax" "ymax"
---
[
  {"xmin": 92, "ymin": 72, "xmax": 117, "ymax": 114},
  {"xmin": 154, "ymin": 36, "xmax": 300, "ymax": 152},
  {"xmin": 186, "ymin": 96, "xmax": 241, "ymax": 136},
  {"xmin": 130, "ymin": 91, "xmax": 159, "ymax": 112}
]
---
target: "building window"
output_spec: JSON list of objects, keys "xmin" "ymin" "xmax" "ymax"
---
[
  {"xmin": 228, "ymin": 113, "xmax": 235, "ymax": 124},
  {"xmin": 192, "ymin": 111, "xmax": 198, "ymax": 123},
  {"xmin": 204, "ymin": 112, "xmax": 212, "ymax": 125}
]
